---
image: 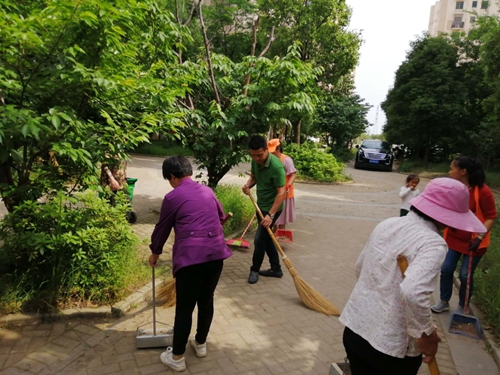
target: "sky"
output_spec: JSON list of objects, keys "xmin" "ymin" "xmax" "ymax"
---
[{"xmin": 345, "ymin": 0, "xmax": 438, "ymax": 134}]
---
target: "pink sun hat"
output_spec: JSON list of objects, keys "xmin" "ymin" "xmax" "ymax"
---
[{"xmin": 409, "ymin": 177, "xmax": 486, "ymax": 233}]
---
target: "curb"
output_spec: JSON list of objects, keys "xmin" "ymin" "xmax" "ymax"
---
[
  {"xmin": 1, "ymin": 278, "xmax": 165, "ymax": 326},
  {"xmin": 452, "ymin": 276, "xmax": 500, "ymax": 369}
]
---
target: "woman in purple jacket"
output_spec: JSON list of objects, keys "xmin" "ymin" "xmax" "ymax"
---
[{"xmin": 149, "ymin": 156, "xmax": 232, "ymax": 372}]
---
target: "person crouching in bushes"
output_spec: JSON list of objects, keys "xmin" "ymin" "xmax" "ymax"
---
[
  {"xmin": 100, "ymin": 160, "xmax": 127, "ymax": 206},
  {"xmin": 149, "ymin": 156, "xmax": 232, "ymax": 372}
]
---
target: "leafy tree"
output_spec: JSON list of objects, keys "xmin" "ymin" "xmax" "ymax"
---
[
  {"xmin": 0, "ymin": 0, "xmax": 187, "ymax": 211},
  {"xmin": 258, "ymin": 0, "xmax": 362, "ymax": 142},
  {"xmin": 314, "ymin": 93, "xmax": 371, "ymax": 152},
  {"xmin": 382, "ymin": 34, "xmax": 467, "ymax": 167},
  {"xmin": 172, "ymin": 1, "xmax": 320, "ymax": 187}
]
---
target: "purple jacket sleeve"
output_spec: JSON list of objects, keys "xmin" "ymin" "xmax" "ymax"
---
[{"xmin": 149, "ymin": 196, "xmax": 176, "ymax": 255}]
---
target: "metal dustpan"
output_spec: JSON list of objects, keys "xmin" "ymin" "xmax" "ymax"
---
[
  {"xmin": 448, "ymin": 252, "xmax": 482, "ymax": 340},
  {"xmin": 136, "ymin": 267, "xmax": 173, "ymax": 348}
]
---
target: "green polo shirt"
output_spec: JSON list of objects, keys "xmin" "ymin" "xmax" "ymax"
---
[{"xmin": 251, "ymin": 153, "xmax": 286, "ymax": 212}]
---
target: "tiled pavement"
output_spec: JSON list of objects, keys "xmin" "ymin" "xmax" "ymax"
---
[{"xmin": 1, "ymin": 156, "xmax": 498, "ymax": 375}]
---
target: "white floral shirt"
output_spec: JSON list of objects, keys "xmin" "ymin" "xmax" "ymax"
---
[{"xmin": 339, "ymin": 211, "xmax": 447, "ymax": 358}]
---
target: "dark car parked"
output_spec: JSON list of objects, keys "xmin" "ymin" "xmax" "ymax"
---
[{"xmin": 354, "ymin": 140, "xmax": 393, "ymax": 171}]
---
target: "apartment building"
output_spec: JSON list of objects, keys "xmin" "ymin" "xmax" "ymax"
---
[{"xmin": 428, "ymin": 0, "xmax": 499, "ymax": 35}]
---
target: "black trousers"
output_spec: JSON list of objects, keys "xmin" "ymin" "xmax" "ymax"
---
[
  {"xmin": 173, "ymin": 259, "xmax": 224, "ymax": 355},
  {"xmin": 343, "ymin": 327, "xmax": 422, "ymax": 375},
  {"xmin": 251, "ymin": 210, "xmax": 282, "ymax": 272}
]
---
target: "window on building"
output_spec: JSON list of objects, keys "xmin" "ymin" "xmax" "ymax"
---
[
  {"xmin": 472, "ymin": 1, "xmax": 478, "ymax": 7},
  {"xmin": 471, "ymin": 16, "xmax": 476, "ymax": 22},
  {"xmin": 456, "ymin": 1, "xmax": 464, "ymax": 9},
  {"xmin": 452, "ymin": 16, "xmax": 464, "ymax": 28},
  {"xmin": 481, "ymin": 1, "xmax": 489, "ymax": 8}
]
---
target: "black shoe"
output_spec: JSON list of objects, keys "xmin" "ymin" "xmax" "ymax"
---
[
  {"xmin": 258, "ymin": 268, "xmax": 283, "ymax": 278},
  {"xmin": 248, "ymin": 271, "xmax": 259, "ymax": 284}
]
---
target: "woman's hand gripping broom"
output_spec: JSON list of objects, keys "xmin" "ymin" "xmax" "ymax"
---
[{"xmin": 249, "ymin": 194, "xmax": 340, "ymax": 316}]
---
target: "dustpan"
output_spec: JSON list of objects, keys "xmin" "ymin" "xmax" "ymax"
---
[
  {"xmin": 448, "ymin": 251, "xmax": 482, "ymax": 339},
  {"xmin": 276, "ymin": 199, "xmax": 293, "ymax": 242},
  {"xmin": 136, "ymin": 267, "xmax": 174, "ymax": 348},
  {"xmin": 226, "ymin": 213, "xmax": 254, "ymax": 249}
]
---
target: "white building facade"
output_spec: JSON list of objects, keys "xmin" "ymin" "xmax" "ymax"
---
[{"xmin": 428, "ymin": 0, "xmax": 499, "ymax": 35}]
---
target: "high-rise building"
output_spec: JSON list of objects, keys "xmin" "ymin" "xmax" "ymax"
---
[{"xmin": 428, "ymin": 0, "xmax": 499, "ymax": 36}]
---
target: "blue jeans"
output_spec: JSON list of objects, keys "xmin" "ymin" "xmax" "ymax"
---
[
  {"xmin": 251, "ymin": 210, "xmax": 281, "ymax": 272},
  {"xmin": 440, "ymin": 248, "xmax": 482, "ymax": 307}
]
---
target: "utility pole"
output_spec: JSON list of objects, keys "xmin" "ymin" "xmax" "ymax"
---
[{"xmin": 374, "ymin": 105, "xmax": 380, "ymax": 135}]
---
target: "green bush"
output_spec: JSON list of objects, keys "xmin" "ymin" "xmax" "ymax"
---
[
  {"xmin": 215, "ymin": 185, "xmax": 256, "ymax": 237},
  {"xmin": 284, "ymin": 142, "xmax": 350, "ymax": 182},
  {"xmin": 0, "ymin": 191, "xmax": 148, "ymax": 313},
  {"xmin": 133, "ymin": 139, "xmax": 192, "ymax": 157}
]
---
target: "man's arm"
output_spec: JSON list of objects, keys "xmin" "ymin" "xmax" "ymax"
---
[
  {"xmin": 260, "ymin": 186, "xmax": 285, "ymax": 229},
  {"xmin": 242, "ymin": 174, "xmax": 257, "ymax": 196}
]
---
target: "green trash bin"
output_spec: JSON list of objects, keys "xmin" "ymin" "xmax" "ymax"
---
[
  {"xmin": 126, "ymin": 178, "xmax": 138, "ymax": 204},
  {"xmin": 126, "ymin": 178, "xmax": 138, "ymax": 224}
]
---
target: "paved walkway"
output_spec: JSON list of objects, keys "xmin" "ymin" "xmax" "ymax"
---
[{"xmin": 1, "ymin": 155, "xmax": 499, "ymax": 375}]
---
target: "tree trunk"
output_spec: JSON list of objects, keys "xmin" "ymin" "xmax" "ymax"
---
[
  {"xmin": 423, "ymin": 146, "xmax": 430, "ymax": 169},
  {"xmin": 293, "ymin": 119, "xmax": 302, "ymax": 145}
]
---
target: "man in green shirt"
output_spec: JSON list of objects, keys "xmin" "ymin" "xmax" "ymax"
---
[{"xmin": 242, "ymin": 135, "xmax": 286, "ymax": 284}]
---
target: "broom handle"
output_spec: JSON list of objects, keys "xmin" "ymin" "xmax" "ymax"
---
[
  {"xmin": 464, "ymin": 251, "xmax": 473, "ymax": 315},
  {"xmin": 397, "ymin": 255, "xmax": 440, "ymax": 375},
  {"xmin": 249, "ymin": 194, "xmax": 287, "ymax": 259},
  {"xmin": 152, "ymin": 266, "xmax": 156, "ymax": 336},
  {"xmin": 240, "ymin": 213, "xmax": 256, "ymax": 239}
]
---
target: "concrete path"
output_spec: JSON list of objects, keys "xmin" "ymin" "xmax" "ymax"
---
[{"xmin": 0, "ymin": 154, "xmax": 498, "ymax": 375}]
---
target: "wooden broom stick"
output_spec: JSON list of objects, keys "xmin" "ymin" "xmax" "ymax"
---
[
  {"xmin": 157, "ymin": 212, "xmax": 233, "ymax": 307},
  {"xmin": 249, "ymin": 194, "xmax": 340, "ymax": 316},
  {"xmin": 397, "ymin": 255, "xmax": 441, "ymax": 375}
]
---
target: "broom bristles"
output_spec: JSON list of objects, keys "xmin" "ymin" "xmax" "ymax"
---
[
  {"xmin": 282, "ymin": 257, "xmax": 340, "ymax": 316},
  {"xmin": 157, "ymin": 278, "xmax": 176, "ymax": 308}
]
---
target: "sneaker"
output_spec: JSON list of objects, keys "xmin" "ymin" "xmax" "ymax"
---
[
  {"xmin": 190, "ymin": 338, "xmax": 207, "ymax": 358},
  {"xmin": 160, "ymin": 347, "xmax": 186, "ymax": 372},
  {"xmin": 248, "ymin": 270, "xmax": 259, "ymax": 284},
  {"xmin": 431, "ymin": 301, "xmax": 449, "ymax": 313},
  {"xmin": 258, "ymin": 268, "xmax": 284, "ymax": 278},
  {"xmin": 456, "ymin": 305, "xmax": 465, "ymax": 314}
]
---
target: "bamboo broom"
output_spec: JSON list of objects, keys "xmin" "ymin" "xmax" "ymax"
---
[
  {"xmin": 158, "ymin": 213, "xmax": 233, "ymax": 307},
  {"xmin": 397, "ymin": 255, "xmax": 441, "ymax": 375},
  {"xmin": 249, "ymin": 194, "xmax": 340, "ymax": 316}
]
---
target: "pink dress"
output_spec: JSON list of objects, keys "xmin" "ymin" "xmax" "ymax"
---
[{"xmin": 275, "ymin": 155, "xmax": 297, "ymax": 226}]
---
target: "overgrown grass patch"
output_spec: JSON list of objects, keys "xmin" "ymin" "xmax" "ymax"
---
[
  {"xmin": 0, "ymin": 191, "xmax": 149, "ymax": 314},
  {"xmin": 474, "ymin": 211, "xmax": 500, "ymax": 341},
  {"xmin": 133, "ymin": 140, "xmax": 192, "ymax": 157},
  {"xmin": 215, "ymin": 185, "xmax": 256, "ymax": 237}
]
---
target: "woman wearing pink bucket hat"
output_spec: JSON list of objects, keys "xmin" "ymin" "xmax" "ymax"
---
[
  {"xmin": 340, "ymin": 177, "xmax": 485, "ymax": 375},
  {"xmin": 431, "ymin": 157, "xmax": 497, "ymax": 314}
]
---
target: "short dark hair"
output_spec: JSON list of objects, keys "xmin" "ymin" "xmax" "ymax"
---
[
  {"xmin": 248, "ymin": 135, "xmax": 267, "ymax": 151},
  {"xmin": 406, "ymin": 173, "xmax": 420, "ymax": 183},
  {"xmin": 410, "ymin": 205, "xmax": 435, "ymax": 222},
  {"xmin": 162, "ymin": 156, "xmax": 193, "ymax": 180},
  {"xmin": 276, "ymin": 143, "xmax": 283, "ymax": 153},
  {"xmin": 453, "ymin": 156, "xmax": 485, "ymax": 188}
]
